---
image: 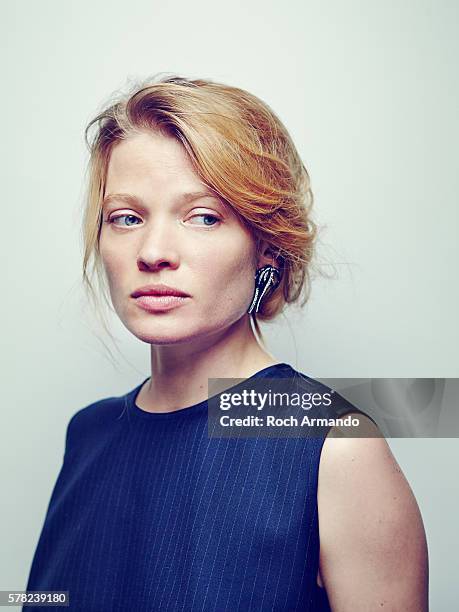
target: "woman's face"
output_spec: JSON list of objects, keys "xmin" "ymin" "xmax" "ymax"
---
[{"xmin": 99, "ymin": 130, "xmax": 259, "ymax": 345}]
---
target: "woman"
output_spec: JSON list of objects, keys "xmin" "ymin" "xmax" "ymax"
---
[{"xmin": 24, "ymin": 75, "xmax": 429, "ymax": 611}]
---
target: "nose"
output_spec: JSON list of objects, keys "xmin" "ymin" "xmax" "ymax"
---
[{"xmin": 136, "ymin": 219, "xmax": 180, "ymax": 272}]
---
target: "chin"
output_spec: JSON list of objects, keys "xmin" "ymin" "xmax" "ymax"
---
[{"xmin": 126, "ymin": 323, "xmax": 200, "ymax": 346}]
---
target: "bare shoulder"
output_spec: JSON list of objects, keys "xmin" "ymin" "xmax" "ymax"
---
[{"xmin": 317, "ymin": 412, "xmax": 429, "ymax": 611}]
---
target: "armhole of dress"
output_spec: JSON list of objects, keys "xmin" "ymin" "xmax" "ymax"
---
[{"xmin": 313, "ymin": 432, "xmax": 333, "ymax": 609}]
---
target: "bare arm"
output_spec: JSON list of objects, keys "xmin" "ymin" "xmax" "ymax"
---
[{"xmin": 317, "ymin": 413, "xmax": 429, "ymax": 611}]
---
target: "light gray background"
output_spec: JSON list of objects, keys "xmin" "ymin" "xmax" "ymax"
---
[{"xmin": 2, "ymin": 1, "xmax": 457, "ymax": 609}]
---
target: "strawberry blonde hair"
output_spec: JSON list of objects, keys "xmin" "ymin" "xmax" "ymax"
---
[{"xmin": 82, "ymin": 73, "xmax": 318, "ymax": 349}]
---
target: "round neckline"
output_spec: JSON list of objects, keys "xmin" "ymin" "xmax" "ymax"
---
[{"xmin": 127, "ymin": 362, "xmax": 293, "ymax": 420}]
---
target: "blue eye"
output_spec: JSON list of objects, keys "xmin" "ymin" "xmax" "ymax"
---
[
  {"xmin": 189, "ymin": 213, "xmax": 220, "ymax": 227},
  {"xmin": 108, "ymin": 214, "xmax": 141, "ymax": 227}
]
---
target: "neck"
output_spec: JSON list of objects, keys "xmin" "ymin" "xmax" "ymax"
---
[{"xmin": 137, "ymin": 315, "xmax": 280, "ymax": 413}]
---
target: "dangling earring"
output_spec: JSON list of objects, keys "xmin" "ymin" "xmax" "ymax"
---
[{"xmin": 247, "ymin": 263, "xmax": 281, "ymax": 314}]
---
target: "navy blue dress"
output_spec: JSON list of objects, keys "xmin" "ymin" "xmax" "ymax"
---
[{"xmin": 24, "ymin": 362, "xmax": 371, "ymax": 611}]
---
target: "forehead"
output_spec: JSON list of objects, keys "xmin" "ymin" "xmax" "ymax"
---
[
  {"xmin": 103, "ymin": 131, "xmax": 234, "ymax": 217},
  {"xmin": 105, "ymin": 131, "xmax": 199, "ymax": 189}
]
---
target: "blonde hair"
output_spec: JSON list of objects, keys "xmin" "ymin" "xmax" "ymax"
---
[{"xmin": 82, "ymin": 73, "xmax": 318, "ymax": 349}]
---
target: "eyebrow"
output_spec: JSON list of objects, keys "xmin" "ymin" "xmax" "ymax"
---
[{"xmin": 102, "ymin": 190, "xmax": 218, "ymax": 208}]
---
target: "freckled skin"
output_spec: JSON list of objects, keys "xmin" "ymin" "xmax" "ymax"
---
[{"xmin": 99, "ymin": 131, "xmax": 260, "ymax": 346}]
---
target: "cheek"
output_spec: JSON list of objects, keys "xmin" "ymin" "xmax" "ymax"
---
[
  {"xmin": 98, "ymin": 238, "xmax": 126, "ymax": 289},
  {"xmin": 194, "ymin": 238, "xmax": 256, "ymax": 303}
]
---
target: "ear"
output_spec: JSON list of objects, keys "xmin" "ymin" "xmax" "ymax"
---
[{"xmin": 256, "ymin": 241, "xmax": 281, "ymax": 273}]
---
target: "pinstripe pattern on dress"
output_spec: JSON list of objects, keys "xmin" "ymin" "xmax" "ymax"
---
[{"xmin": 24, "ymin": 363, "xmax": 333, "ymax": 611}]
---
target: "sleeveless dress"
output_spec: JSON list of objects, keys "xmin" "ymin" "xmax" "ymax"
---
[{"xmin": 24, "ymin": 362, "xmax": 374, "ymax": 611}]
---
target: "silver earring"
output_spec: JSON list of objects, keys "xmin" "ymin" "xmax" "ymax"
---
[{"xmin": 247, "ymin": 265, "xmax": 281, "ymax": 314}]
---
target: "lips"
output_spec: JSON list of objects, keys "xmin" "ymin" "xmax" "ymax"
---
[{"xmin": 131, "ymin": 284, "xmax": 190, "ymax": 298}]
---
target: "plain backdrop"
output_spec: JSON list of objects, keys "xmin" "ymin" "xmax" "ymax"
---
[{"xmin": 1, "ymin": 1, "xmax": 458, "ymax": 609}]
